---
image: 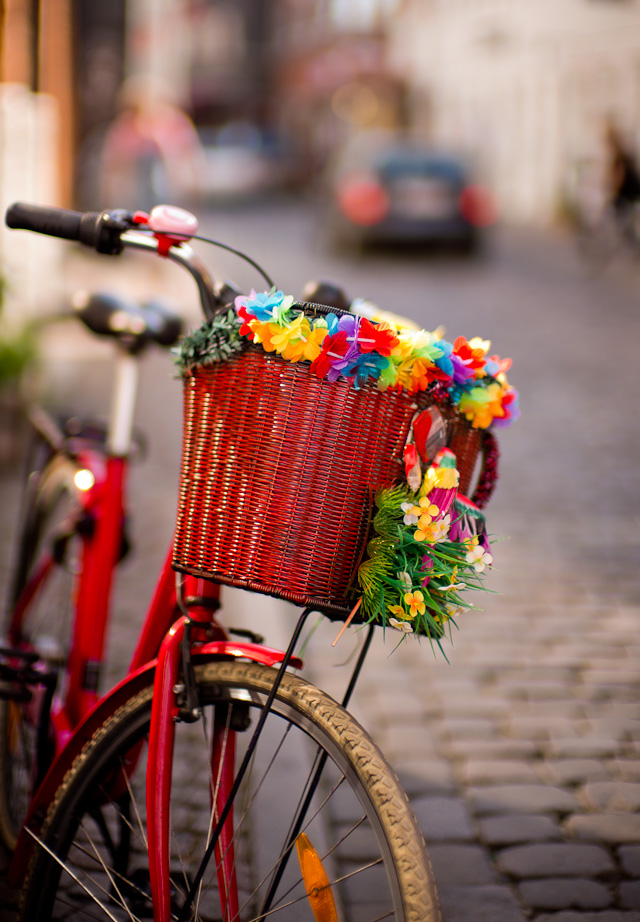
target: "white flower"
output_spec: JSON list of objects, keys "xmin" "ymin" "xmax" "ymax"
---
[
  {"xmin": 397, "ymin": 570, "xmax": 412, "ymax": 590},
  {"xmin": 389, "ymin": 618, "xmax": 414, "ymax": 633},
  {"xmin": 465, "ymin": 545, "xmax": 494, "ymax": 572},
  {"xmin": 430, "ymin": 514, "xmax": 451, "ymax": 543},
  {"xmin": 442, "ymin": 581, "xmax": 466, "ymax": 592},
  {"xmin": 401, "ymin": 502, "xmax": 419, "ymax": 526},
  {"xmin": 444, "ymin": 602, "xmax": 468, "ymax": 617}
]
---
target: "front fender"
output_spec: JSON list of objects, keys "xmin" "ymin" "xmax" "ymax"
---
[{"xmin": 9, "ymin": 639, "xmax": 301, "ymax": 885}]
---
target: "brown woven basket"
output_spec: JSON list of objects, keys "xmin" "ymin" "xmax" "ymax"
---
[
  {"xmin": 446, "ymin": 413, "xmax": 482, "ymax": 497},
  {"xmin": 172, "ymin": 344, "xmax": 438, "ymax": 617}
]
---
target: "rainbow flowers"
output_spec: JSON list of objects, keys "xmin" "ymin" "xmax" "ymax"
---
[{"xmin": 235, "ymin": 289, "xmax": 519, "ymax": 429}]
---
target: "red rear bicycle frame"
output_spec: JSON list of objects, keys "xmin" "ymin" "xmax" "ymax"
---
[{"xmin": 7, "ymin": 445, "xmax": 128, "ymax": 750}]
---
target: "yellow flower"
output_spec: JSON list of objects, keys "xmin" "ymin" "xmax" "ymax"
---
[
  {"xmin": 419, "ymin": 497, "xmax": 439, "ymax": 518},
  {"xmin": 301, "ymin": 324, "xmax": 329, "ymax": 360},
  {"xmin": 420, "ymin": 465, "xmax": 459, "ymax": 495},
  {"xmin": 417, "ymin": 516, "xmax": 451, "ymax": 544},
  {"xmin": 270, "ymin": 314, "xmax": 307, "ymax": 354},
  {"xmin": 388, "ymin": 604, "xmax": 409, "ymax": 620},
  {"xmin": 278, "ymin": 319, "xmax": 330, "ymax": 362},
  {"xmin": 414, "ymin": 497, "xmax": 440, "ymax": 538},
  {"xmin": 391, "ymin": 333, "xmax": 415, "ymax": 359},
  {"xmin": 403, "ymin": 591, "xmax": 426, "ymax": 617}
]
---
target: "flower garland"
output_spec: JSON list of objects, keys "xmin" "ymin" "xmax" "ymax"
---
[
  {"xmin": 358, "ymin": 448, "xmax": 494, "ymax": 644},
  {"xmin": 233, "ymin": 289, "xmax": 520, "ymax": 429}
]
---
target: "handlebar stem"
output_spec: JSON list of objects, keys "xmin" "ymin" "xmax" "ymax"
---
[{"xmin": 121, "ymin": 231, "xmax": 222, "ymax": 320}]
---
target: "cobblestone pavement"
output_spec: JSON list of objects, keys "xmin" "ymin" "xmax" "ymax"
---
[{"xmin": 0, "ymin": 204, "xmax": 639, "ymax": 920}]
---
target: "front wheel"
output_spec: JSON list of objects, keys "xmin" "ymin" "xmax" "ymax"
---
[{"xmin": 20, "ymin": 659, "xmax": 440, "ymax": 921}]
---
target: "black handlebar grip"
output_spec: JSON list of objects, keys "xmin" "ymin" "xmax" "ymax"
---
[
  {"xmin": 5, "ymin": 202, "xmax": 86, "ymax": 240},
  {"xmin": 5, "ymin": 203, "xmax": 125, "ymax": 254}
]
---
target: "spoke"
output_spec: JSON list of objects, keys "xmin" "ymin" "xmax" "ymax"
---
[
  {"xmin": 169, "ymin": 825, "xmax": 193, "ymax": 904},
  {"xmin": 50, "ymin": 893, "xmax": 128, "ymax": 922},
  {"xmin": 247, "ymin": 811, "xmax": 378, "ymax": 921},
  {"xmin": 194, "ymin": 708, "xmax": 294, "ymax": 919},
  {"xmin": 68, "ymin": 839, "xmax": 154, "ymax": 910},
  {"xmin": 238, "ymin": 770, "xmax": 348, "ymax": 916},
  {"xmin": 200, "ymin": 704, "xmax": 232, "ymax": 918},
  {"xmin": 26, "ymin": 827, "xmax": 122, "ymax": 922},
  {"xmin": 84, "ymin": 827, "xmax": 137, "ymax": 922},
  {"xmin": 239, "ymin": 880, "xmax": 366, "ymax": 922},
  {"xmin": 368, "ymin": 910, "xmax": 395, "ymax": 922},
  {"xmin": 334, "ymin": 857, "xmax": 385, "ymax": 886},
  {"xmin": 120, "ymin": 751, "xmax": 148, "ymax": 850},
  {"xmin": 322, "ymin": 813, "xmax": 366, "ymax": 861}
]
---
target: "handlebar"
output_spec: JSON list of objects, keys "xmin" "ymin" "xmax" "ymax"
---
[
  {"xmin": 5, "ymin": 202, "xmax": 131, "ymax": 255},
  {"xmin": 5, "ymin": 202, "xmax": 225, "ymax": 319},
  {"xmin": 4, "ymin": 202, "xmax": 354, "ymax": 322}
]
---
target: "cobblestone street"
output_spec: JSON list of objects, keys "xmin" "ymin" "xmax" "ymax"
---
[{"xmin": 0, "ymin": 202, "xmax": 639, "ymax": 920}]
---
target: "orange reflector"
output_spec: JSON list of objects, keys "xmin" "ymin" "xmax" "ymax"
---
[
  {"xmin": 7, "ymin": 700, "xmax": 20, "ymax": 753},
  {"xmin": 296, "ymin": 832, "xmax": 339, "ymax": 922}
]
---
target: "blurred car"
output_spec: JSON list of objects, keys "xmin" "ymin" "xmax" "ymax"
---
[{"xmin": 321, "ymin": 134, "xmax": 495, "ymax": 253}]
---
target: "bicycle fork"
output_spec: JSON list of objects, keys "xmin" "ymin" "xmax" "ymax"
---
[
  {"xmin": 147, "ymin": 607, "xmax": 373, "ymax": 922},
  {"xmin": 146, "ymin": 607, "xmax": 308, "ymax": 922}
]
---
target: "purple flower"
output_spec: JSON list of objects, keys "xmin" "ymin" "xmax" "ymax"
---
[
  {"xmin": 492, "ymin": 389, "xmax": 520, "ymax": 428},
  {"xmin": 337, "ymin": 313, "xmax": 361, "ymax": 342},
  {"xmin": 451, "ymin": 353, "xmax": 475, "ymax": 385},
  {"xmin": 326, "ymin": 340, "xmax": 360, "ymax": 382}
]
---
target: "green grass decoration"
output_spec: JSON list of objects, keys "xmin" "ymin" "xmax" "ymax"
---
[
  {"xmin": 174, "ymin": 308, "xmax": 245, "ymax": 372},
  {"xmin": 358, "ymin": 484, "xmax": 492, "ymax": 648}
]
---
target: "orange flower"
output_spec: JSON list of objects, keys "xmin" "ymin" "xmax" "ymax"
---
[{"xmin": 403, "ymin": 590, "xmax": 426, "ymax": 617}]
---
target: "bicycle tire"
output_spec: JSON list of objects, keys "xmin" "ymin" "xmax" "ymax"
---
[
  {"xmin": 0, "ymin": 451, "xmax": 79, "ymax": 851},
  {"xmin": 19, "ymin": 659, "xmax": 440, "ymax": 921}
]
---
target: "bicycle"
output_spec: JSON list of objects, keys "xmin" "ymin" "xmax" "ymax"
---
[
  {"xmin": 571, "ymin": 186, "xmax": 640, "ymax": 270},
  {"xmin": 1, "ymin": 200, "xmax": 514, "ymax": 921}
]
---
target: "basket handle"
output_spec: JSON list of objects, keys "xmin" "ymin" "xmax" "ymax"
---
[{"xmin": 470, "ymin": 429, "xmax": 500, "ymax": 509}]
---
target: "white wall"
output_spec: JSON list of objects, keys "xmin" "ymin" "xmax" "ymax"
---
[
  {"xmin": 0, "ymin": 84, "xmax": 63, "ymax": 326},
  {"xmin": 389, "ymin": 0, "xmax": 640, "ymax": 224}
]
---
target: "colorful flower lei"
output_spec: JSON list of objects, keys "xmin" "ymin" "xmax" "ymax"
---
[
  {"xmin": 233, "ymin": 289, "xmax": 520, "ymax": 429},
  {"xmin": 358, "ymin": 448, "xmax": 494, "ymax": 648}
]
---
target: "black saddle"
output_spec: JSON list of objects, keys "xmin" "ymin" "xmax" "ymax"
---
[{"xmin": 73, "ymin": 291, "xmax": 183, "ymax": 351}]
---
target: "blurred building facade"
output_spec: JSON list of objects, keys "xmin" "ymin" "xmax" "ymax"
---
[
  {"xmin": 270, "ymin": 0, "xmax": 406, "ymax": 182},
  {"xmin": 6, "ymin": 0, "xmax": 635, "ymax": 230},
  {"xmin": 1, "ymin": 0, "xmax": 76, "ymax": 320},
  {"xmin": 388, "ymin": 0, "xmax": 640, "ymax": 224}
]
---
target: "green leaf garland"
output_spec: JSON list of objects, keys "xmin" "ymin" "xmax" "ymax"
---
[{"xmin": 173, "ymin": 308, "xmax": 245, "ymax": 372}]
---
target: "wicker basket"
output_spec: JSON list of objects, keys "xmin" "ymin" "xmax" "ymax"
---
[
  {"xmin": 172, "ymin": 344, "xmax": 439, "ymax": 616},
  {"xmin": 172, "ymin": 336, "xmax": 490, "ymax": 617},
  {"xmin": 446, "ymin": 413, "xmax": 482, "ymax": 497}
]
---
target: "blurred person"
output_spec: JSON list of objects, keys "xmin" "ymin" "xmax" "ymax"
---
[
  {"xmin": 604, "ymin": 121, "xmax": 640, "ymax": 234},
  {"xmin": 100, "ymin": 76, "xmax": 206, "ymax": 211}
]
